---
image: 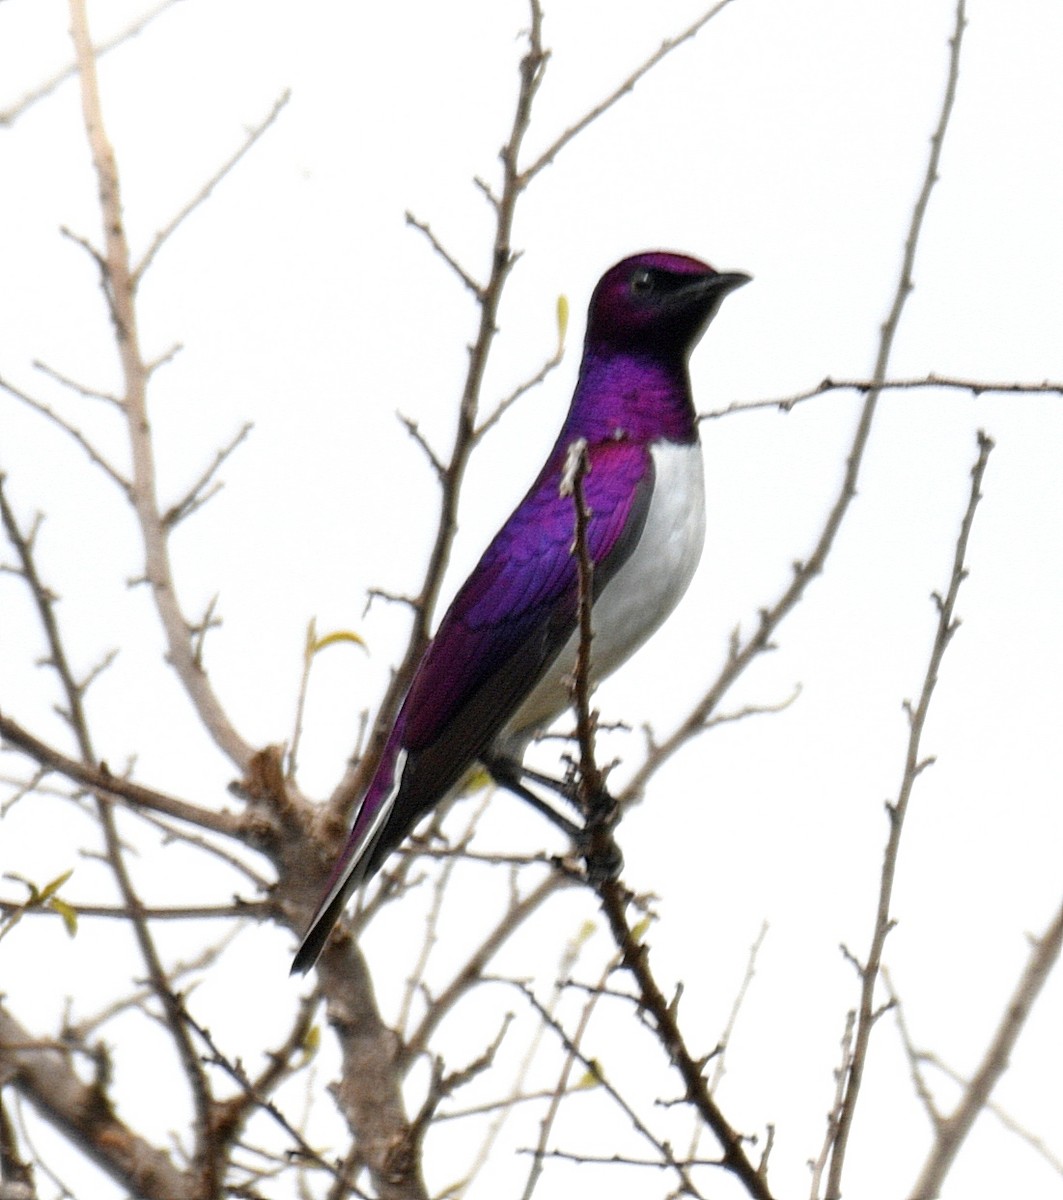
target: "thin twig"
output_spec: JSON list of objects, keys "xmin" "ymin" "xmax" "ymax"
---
[
  {"xmin": 33, "ymin": 357, "xmax": 122, "ymax": 408},
  {"xmin": 135, "ymin": 92, "xmax": 291, "ymax": 281},
  {"xmin": 520, "ymin": 953, "xmax": 616, "ymax": 1200},
  {"xmin": 464, "ymin": 920, "xmax": 596, "ymax": 1184},
  {"xmin": 700, "ymin": 373, "xmax": 1063, "ymax": 421},
  {"xmin": 327, "ymin": 0, "xmax": 549, "ymax": 818},
  {"xmin": 909, "ymin": 900, "xmax": 1063, "ymax": 1198},
  {"xmin": 620, "ymin": 0, "xmax": 970, "ymax": 819},
  {"xmin": 404, "ymin": 213, "xmax": 485, "ymax": 300},
  {"xmin": 474, "ymin": 316, "xmax": 567, "ymax": 441},
  {"xmin": 162, "ymin": 421, "xmax": 254, "ymax": 528},
  {"xmin": 0, "ymin": 897, "xmax": 264, "ymax": 923},
  {"xmin": 401, "ymin": 873, "xmax": 568, "ymax": 1065},
  {"xmin": 825, "ymin": 425, "xmax": 991, "ymax": 1196},
  {"xmin": 0, "ymin": 710, "xmax": 245, "ymax": 839},
  {"xmin": 504, "ymin": 979, "xmax": 706, "ymax": 1198},
  {"xmin": 558, "ymin": 367, "xmax": 770, "ymax": 1199},
  {"xmin": 68, "ymin": 0, "xmax": 257, "ymax": 771},
  {"xmin": 0, "ymin": 377, "xmax": 130, "ymax": 492},
  {"xmin": 521, "ymin": 0, "xmax": 738, "ymax": 182},
  {"xmin": 709, "ymin": 921, "xmax": 769, "ymax": 1095},
  {"xmin": 0, "ymin": 0, "xmax": 181, "ymax": 126},
  {"xmin": 808, "ymin": 1011, "xmax": 855, "ymax": 1200}
]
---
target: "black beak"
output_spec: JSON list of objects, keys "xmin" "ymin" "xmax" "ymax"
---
[{"xmin": 706, "ymin": 271, "xmax": 752, "ymax": 297}]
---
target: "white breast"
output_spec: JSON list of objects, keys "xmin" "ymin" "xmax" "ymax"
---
[{"xmin": 500, "ymin": 439, "xmax": 706, "ymax": 745}]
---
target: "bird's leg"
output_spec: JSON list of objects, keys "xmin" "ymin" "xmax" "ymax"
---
[
  {"xmin": 482, "ymin": 755, "xmax": 623, "ymax": 881},
  {"xmin": 515, "ymin": 762, "xmax": 585, "ymax": 813},
  {"xmin": 481, "ymin": 754, "xmax": 586, "ymax": 842}
]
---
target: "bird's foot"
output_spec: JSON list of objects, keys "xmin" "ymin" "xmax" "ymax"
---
[{"xmin": 574, "ymin": 794, "xmax": 623, "ymax": 884}]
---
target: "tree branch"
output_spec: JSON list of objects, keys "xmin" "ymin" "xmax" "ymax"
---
[
  {"xmin": 825, "ymin": 427, "xmax": 991, "ymax": 1196},
  {"xmin": 68, "ymin": 0, "xmax": 256, "ymax": 771},
  {"xmin": 0, "ymin": 1003, "xmax": 197, "ymax": 1200},
  {"xmin": 700, "ymin": 373, "xmax": 1063, "ymax": 421},
  {"xmin": 908, "ymin": 900, "xmax": 1063, "ymax": 1199}
]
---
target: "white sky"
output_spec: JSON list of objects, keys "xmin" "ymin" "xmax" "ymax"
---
[{"xmin": 1, "ymin": 2, "xmax": 1061, "ymax": 1198}]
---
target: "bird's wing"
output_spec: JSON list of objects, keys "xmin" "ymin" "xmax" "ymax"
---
[
  {"xmin": 292, "ymin": 438, "xmax": 653, "ymax": 973},
  {"xmin": 401, "ymin": 436, "xmax": 654, "ymax": 762}
]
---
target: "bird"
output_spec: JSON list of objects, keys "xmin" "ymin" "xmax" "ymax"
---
[{"xmin": 292, "ymin": 251, "xmax": 749, "ymax": 973}]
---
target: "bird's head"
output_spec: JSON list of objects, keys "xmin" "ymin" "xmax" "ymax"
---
[{"xmin": 586, "ymin": 252, "xmax": 750, "ymax": 359}]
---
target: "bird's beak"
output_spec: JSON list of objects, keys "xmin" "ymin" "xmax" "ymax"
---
[{"xmin": 705, "ymin": 271, "xmax": 752, "ymax": 297}]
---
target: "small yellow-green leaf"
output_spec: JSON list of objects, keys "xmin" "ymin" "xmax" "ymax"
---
[
  {"xmin": 311, "ymin": 630, "xmax": 368, "ymax": 656},
  {"xmin": 50, "ymin": 898, "xmax": 78, "ymax": 937},
  {"xmin": 630, "ymin": 915, "xmax": 652, "ymax": 943},
  {"xmin": 576, "ymin": 1060, "xmax": 603, "ymax": 1088},
  {"xmin": 302, "ymin": 1024, "xmax": 321, "ymax": 1058},
  {"xmin": 463, "ymin": 766, "xmax": 493, "ymax": 794},
  {"xmin": 38, "ymin": 869, "xmax": 74, "ymax": 903},
  {"xmin": 574, "ymin": 919, "xmax": 596, "ymax": 948},
  {"xmin": 556, "ymin": 294, "xmax": 569, "ymax": 347}
]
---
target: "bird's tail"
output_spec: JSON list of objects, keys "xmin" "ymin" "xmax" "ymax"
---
[{"xmin": 290, "ymin": 739, "xmax": 407, "ymax": 975}]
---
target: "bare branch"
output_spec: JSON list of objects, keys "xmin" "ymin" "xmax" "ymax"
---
[
  {"xmin": 521, "ymin": 0, "xmax": 738, "ymax": 182},
  {"xmin": 597, "ymin": 881, "xmax": 773, "ymax": 1199},
  {"xmin": 700, "ymin": 373, "xmax": 1063, "ymax": 421},
  {"xmin": 0, "ymin": 0, "xmax": 181, "ymax": 126},
  {"xmin": 825, "ymin": 427, "xmax": 991, "ymax": 1196},
  {"xmin": 0, "ymin": 1003, "xmax": 197, "ymax": 1200},
  {"xmin": 67, "ymin": 0, "xmax": 256, "ymax": 771},
  {"xmin": 402, "ymin": 873, "xmax": 568, "ymax": 1065},
  {"xmin": 520, "ymin": 954, "xmax": 616, "ymax": 1200},
  {"xmin": 0, "ymin": 377, "xmax": 130, "ymax": 493},
  {"xmin": 909, "ymin": 900, "xmax": 1063, "ymax": 1198},
  {"xmin": 404, "ymin": 213, "xmax": 485, "ymax": 300},
  {"xmin": 474, "ymin": 299, "xmax": 567, "ymax": 440},
  {"xmin": 162, "ymin": 422, "xmax": 254, "ymax": 529},
  {"xmin": 0, "ymin": 897, "xmax": 265, "ymax": 923},
  {"xmin": 809, "ymin": 1011, "xmax": 855, "ymax": 1200},
  {"xmin": 177, "ymin": 999, "xmax": 342, "ymax": 1183},
  {"xmin": 135, "ymin": 92, "xmax": 292, "ymax": 282},
  {"xmin": 398, "ymin": 412, "xmax": 446, "ymax": 480},
  {"xmin": 397, "ymin": 793, "xmax": 491, "ymax": 1037},
  {"xmin": 33, "ymin": 357, "xmax": 122, "ymax": 408},
  {"xmin": 709, "ymin": 921, "xmax": 769, "ymax": 1095},
  {"xmin": 0, "ymin": 711, "xmax": 245, "ymax": 839},
  {"xmin": 622, "ymin": 0, "xmax": 970, "ymax": 815},
  {"xmin": 328, "ymin": 0, "xmax": 550, "ymax": 817}
]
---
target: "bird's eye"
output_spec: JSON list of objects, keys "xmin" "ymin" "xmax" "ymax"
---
[{"xmin": 630, "ymin": 269, "xmax": 654, "ymax": 295}]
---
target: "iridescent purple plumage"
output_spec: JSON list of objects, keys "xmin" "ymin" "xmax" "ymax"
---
[{"xmin": 293, "ymin": 252, "xmax": 749, "ymax": 973}]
